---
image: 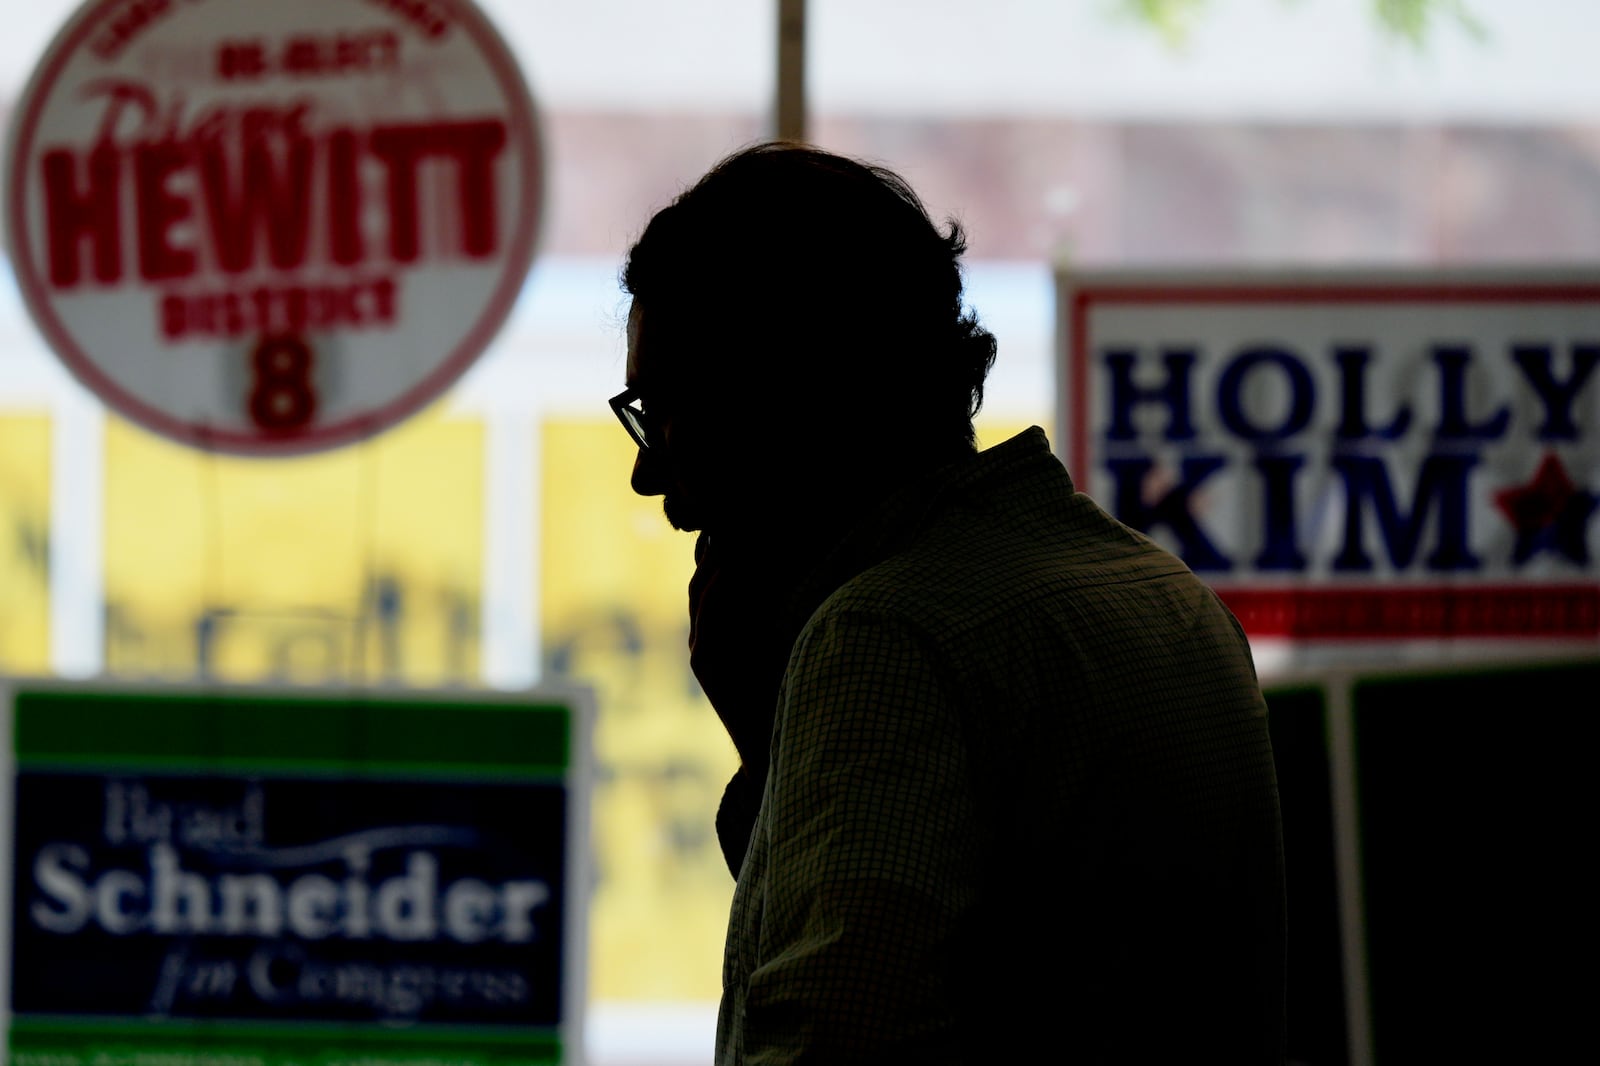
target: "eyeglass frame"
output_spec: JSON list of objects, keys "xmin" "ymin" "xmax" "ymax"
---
[{"xmin": 609, "ymin": 385, "xmax": 662, "ymax": 450}]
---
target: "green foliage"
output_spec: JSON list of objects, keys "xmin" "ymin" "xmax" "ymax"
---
[
  {"xmin": 1374, "ymin": 0, "xmax": 1486, "ymax": 47},
  {"xmin": 1114, "ymin": 0, "xmax": 1486, "ymax": 49},
  {"xmin": 1116, "ymin": 0, "xmax": 1211, "ymax": 48}
]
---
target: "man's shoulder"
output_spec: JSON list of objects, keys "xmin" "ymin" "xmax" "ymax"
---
[
  {"xmin": 862, "ymin": 455, "xmax": 1190, "ymax": 593},
  {"xmin": 804, "ymin": 468, "xmax": 1256, "ymax": 693},
  {"xmin": 787, "ymin": 424, "xmax": 1242, "ymax": 673},
  {"xmin": 809, "ymin": 488, "xmax": 1190, "ymax": 646}
]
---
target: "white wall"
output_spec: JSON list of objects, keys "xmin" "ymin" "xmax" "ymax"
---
[{"xmin": 2, "ymin": 0, "xmax": 1597, "ymax": 122}]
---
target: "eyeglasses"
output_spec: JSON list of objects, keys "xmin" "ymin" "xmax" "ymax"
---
[{"xmin": 609, "ymin": 386, "xmax": 662, "ymax": 449}]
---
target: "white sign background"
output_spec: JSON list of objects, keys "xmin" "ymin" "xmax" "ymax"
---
[
  {"xmin": 1057, "ymin": 268, "xmax": 1600, "ymax": 641},
  {"xmin": 5, "ymin": 0, "xmax": 542, "ymax": 454}
]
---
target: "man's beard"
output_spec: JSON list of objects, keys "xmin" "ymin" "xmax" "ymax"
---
[{"xmin": 663, "ymin": 491, "xmax": 705, "ymax": 532}]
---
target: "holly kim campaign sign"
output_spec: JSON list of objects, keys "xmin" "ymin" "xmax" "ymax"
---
[
  {"xmin": 1057, "ymin": 269, "xmax": 1599, "ymax": 642},
  {"xmin": 4, "ymin": 0, "xmax": 543, "ymax": 454},
  {"xmin": 0, "ymin": 681, "xmax": 594, "ymax": 1066}
]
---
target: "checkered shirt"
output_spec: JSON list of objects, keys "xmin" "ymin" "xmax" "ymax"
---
[{"xmin": 716, "ymin": 427, "xmax": 1286, "ymax": 1065}]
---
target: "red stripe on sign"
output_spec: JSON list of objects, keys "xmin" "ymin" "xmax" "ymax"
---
[
  {"xmin": 1070, "ymin": 289, "xmax": 1093, "ymax": 479},
  {"xmin": 1077, "ymin": 283, "xmax": 1600, "ymax": 305},
  {"xmin": 1217, "ymin": 585, "xmax": 1600, "ymax": 639}
]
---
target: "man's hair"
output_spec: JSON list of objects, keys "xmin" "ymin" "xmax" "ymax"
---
[{"xmin": 622, "ymin": 141, "xmax": 998, "ymax": 448}]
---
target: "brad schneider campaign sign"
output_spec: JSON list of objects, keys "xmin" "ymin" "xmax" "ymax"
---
[
  {"xmin": 0, "ymin": 680, "xmax": 594, "ymax": 1066},
  {"xmin": 1056, "ymin": 269, "xmax": 1599, "ymax": 643}
]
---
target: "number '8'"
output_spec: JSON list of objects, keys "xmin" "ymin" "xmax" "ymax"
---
[{"xmin": 248, "ymin": 335, "xmax": 317, "ymax": 431}]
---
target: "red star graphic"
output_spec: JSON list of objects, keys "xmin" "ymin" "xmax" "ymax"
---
[
  {"xmin": 1494, "ymin": 453, "xmax": 1597, "ymax": 566},
  {"xmin": 1497, "ymin": 453, "xmax": 1576, "ymax": 528}
]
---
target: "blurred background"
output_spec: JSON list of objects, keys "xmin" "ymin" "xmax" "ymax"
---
[{"xmin": 1, "ymin": 1, "xmax": 1597, "ymax": 1063}]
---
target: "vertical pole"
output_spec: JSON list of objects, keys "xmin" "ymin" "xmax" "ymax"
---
[
  {"xmin": 50, "ymin": 393, "xmax": 104, "ymax": 679},
  {"xmin": 1327, "ymin": 675, "xmax": 1376, "ymax": 1066},
  {"xmin": 482, "ymin": 407, "xmax": 539, "ymax": 690},
  {"xmin": 775, "ymin": 0, "xmax": 807, "ymax": 141}
]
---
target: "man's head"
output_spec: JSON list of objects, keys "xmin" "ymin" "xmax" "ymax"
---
[{"xmin": 617, "ymin": 141, "xmax": 997, "ymax": 533}]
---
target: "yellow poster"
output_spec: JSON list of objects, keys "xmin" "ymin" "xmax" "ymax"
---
[
  {"xmin": 103, "ymin": 406, "xmax": 484, "ymax": 686},
  {"xmin": 0, "ymin": 413, "xmax": 51, "ymax": 675},
  {"xmin": 541, "ymin": 418, "xmax": 737, "ymax": 1001}
]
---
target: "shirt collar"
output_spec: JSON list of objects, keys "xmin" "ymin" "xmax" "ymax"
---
[{"xmin": 779, "ymin": 425, "xmax": 1065, "ymax": 634}]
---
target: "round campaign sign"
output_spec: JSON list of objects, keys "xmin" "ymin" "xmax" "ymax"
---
[{"xmin": 4, "ymin": 0, "xmax": 542, "ymax": 454}]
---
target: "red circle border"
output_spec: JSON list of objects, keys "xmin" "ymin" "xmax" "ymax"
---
[{"xmin": 6, "ymin": 0, "xmax": 544, "ymax": 456}]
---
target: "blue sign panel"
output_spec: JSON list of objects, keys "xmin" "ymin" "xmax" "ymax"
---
[
  {"xmin": 3, "ymin": 682, "xmax": 592, "ymax": 1066},
  {"xmin": 14, "ymin": 774, "xmax": 566, "ymax": 1025}
]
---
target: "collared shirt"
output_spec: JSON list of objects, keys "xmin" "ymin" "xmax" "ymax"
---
[{"xmin": 716, "ymin": 427, "xmax": 1286, "ymax": 1065}]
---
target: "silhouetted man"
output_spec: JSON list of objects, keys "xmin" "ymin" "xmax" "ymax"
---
[{"xmin": 613, "ymin": 141, "xmax": 1285, "ymax": 1065}]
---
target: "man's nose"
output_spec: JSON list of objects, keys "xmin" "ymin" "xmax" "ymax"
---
[{"xmin": 631, "ymin": 446, "xmax": 669, "ymax": 497}]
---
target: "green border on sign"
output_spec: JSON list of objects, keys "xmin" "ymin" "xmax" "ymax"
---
[
  {"xmin": 12, "ymin": 689, "xmax": 571, "ymax": 778},
  {"xmin": 11, "ymin": 1016, "xmax": 562, "ymax": 1066}
]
